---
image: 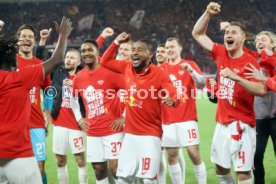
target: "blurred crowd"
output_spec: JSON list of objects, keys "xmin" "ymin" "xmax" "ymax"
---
[{"xmin": 0, "ymin": 0, "xmax": 275, "ymax": 74}]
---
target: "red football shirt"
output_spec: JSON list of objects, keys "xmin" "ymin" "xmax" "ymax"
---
[
  {"xmin": 0, "ymin": 65, "xmax": 44, "ymax": 158},
  {"xmin": 17, "ymin": 54, "xmax": 51, "ymax": 128},
  {"xmin": 51, "ymin": 75, "xmax": 81, "ymax": 130},
  {"xmin": 266, "ymin": 76, "xmax": 276, "ymax": 92},
  {"xmin": 72, "ymin": 66, "xmax": 125, "ymax": 136},
  {"xmin": 101, "ymin": 43, "xmax": 178, "ymax": 138},
  {"xmin": 160, "ymin": 60, "xmax": 202, "ymax": 124},
  {"xmin": 212, "ymin": 43, "xmax": 260, "ymax": 126}
]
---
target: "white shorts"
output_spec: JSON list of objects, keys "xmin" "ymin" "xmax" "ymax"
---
[
  {"xmin": 117, "ymin": 133, "xmax": 161, "ymax": 179},
  {"xmin": 0, "ymin": 157, "xmax": 42, "ymax": 184},
  {"xmin": 86, "ymin": 133, "xmax": 124, "ymax": 163},
  {"xmin": 162, "ymin": 121, "xmax": 200, "ymax": 147},
  {"xmin": 211, "ymin": 121, "xmax": 256, "ymax": 171},
  {"xmin": 52, "ymin": 126, "xmax": 85, "ymax": 155}
]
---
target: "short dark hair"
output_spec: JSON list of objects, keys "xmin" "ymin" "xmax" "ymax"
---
[
  {"xmin": 136, "ymin": 39, "xmax": 153, "ymax": 52},
  {"xmin": 17, "ymin": 24, "xmax": 36, "ymax": 37},
  {"xmin": 81, "ymin": 39, "xmax": 98, "ymax": 49},
  {"xmin": 0, "ymin": 36, "xmax": 18, "ymax": 70},
  {"xmin": 157, "ymin": 43, "xmax": 165, "ymax": 48},
  {"xmin": 166, "ymin": 37, "xmax": 182, "ymax": 47}
]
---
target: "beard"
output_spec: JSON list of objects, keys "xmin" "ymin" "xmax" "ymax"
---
[
  {"xmin": 64, "ymin": 65, "xmax": 76, "ymax": 72},
  {"xmin": 133, "ymin": 59, "xmax": 149, "ymax": 71}
]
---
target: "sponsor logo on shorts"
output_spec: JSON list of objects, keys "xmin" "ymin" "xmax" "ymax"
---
[{"xmin": 142, "ymin": 170, "xmax": 148, "ymax": 175}]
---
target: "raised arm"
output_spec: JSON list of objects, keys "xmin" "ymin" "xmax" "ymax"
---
[
  {"xmin": 36, "ymin": 28, "xmax": 52, "ymax": 59},
  {"xmin": 192, "ymin": 2, "xmax": 220, "ymax": 53},
  {"xmin": 180, "ymin": 62, "xmax": 205, "ymax": 89},
  {"xmin": 96, "ymin": 27, "xmax": 114, "ymax": 50},
  {"xmin": 42, "ymin": 17, "xmax": 72, "ymax": 77},
  {"xmin": 101, "ymin": 32, "xmax": 130, "ymax": 73}
]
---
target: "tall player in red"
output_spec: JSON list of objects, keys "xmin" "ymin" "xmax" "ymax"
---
[
  {"xmin": 159, "ymin": 37, "xmax": 207, "ymax": 184},
  {"xmin": 101, "ymin": 32, "xmax": 178, "ymax": 184},
  {"xmin": 193, "ymin": 2, "xmax": 266, "ymax": 183},
  {"xmin": 16, "ymin": 24, "xmax": 52, "ymax": 184},
  {"xmin": 71, "ymin": 39, "xmax": 125, "ymax": 184},
  {"xmin": 0, "ymin": 17, "xmax": 72, "ymax": 184}
]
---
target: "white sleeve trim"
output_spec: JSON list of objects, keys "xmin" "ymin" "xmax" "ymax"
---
[{"xmin": 70, "ymin": 95, "xmax": 83, "ymax": 123}]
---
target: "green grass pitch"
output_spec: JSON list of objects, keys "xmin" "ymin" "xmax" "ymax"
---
[{"xmin": 45, "ymin": 97, "xmax": 276, "ymax": 183}]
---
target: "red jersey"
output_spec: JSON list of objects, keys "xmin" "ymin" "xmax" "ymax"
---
[
  {"xmin": 159, "ymin": 60, "xmax": 202, "ymax": 124},
  {"xmin": 212, "ymin": 43, "xmax": 260, "ymax": 126},
  {"xmin": 16, "ymin": 54, "xmax": 51, "ymax": 128},
  {"xmin": 51, "ymin": 75, "xmax": 81, "ymax": 130},
  {"xmin": 244, "ymin": 47, "xmax": 276, "ymax": 77},
  {"xmin": 0, "ymin": 65, "xmax": 44, "ymax": 158},
  {"xmin": 101, "ymin": 43, "xmax": 178, "ymax": 138},
  {"xmin": 72, "ymin": 66, "xmax": 125, "ymax": 136},
  {"xmin": 266, "ymin": 76, "xmax": 276, "ymax": 92}
]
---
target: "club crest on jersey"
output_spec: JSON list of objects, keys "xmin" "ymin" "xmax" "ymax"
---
[
  {"xmin": 178, "ymin": 70, "xmax": 185, "ymax": 75},
  {"xmin": 97, "ymin": 80, "xmax": 104, "ymax": 85}
]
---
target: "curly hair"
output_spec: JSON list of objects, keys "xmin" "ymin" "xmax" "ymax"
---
[{"xmin": 0, "ymin": 36, "xmax": 18, "ymax": 70}]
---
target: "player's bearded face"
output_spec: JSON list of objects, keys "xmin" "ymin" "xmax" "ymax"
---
[
  {"xmin": 81, "ymin": 43, "xmax": 98, "ymax": 65},
  {"xmin": 17, "ymin": 29, "xmax": 35, "ymax": 54},
  {"xmin": 131, "ymin": 42, "xmax": 151, "ymax": 71},
  {"xmin": 64, "ymin": 51, "xmax": 80, "ymax": 71},
  {"xmin": 224, "ymin": 26, "xmax": 245, "ymax": 52}
]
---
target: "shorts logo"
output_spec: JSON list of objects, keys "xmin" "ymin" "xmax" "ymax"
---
[
  {"xmin": 237, "ymin": 165, "xmax": 244, "ymax": 169},
  {"xmin": 112, "ymin": 153, "xmax": 119, "ymax": 157},
  {"xmin": 141, "ymin": 170, "xmax": 148, "ymax": 175}
]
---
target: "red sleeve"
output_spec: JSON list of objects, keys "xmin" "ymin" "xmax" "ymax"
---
[
  {"xmin": 243, "ymin": 46, "xmax": 259, "ymax": 59},
  {"xmin": 112, "ymin": 73, "xmax": 125, "ymax": 90},
  {"xmin": 159, "ymin": 71, "xmax": 179, "ymax": 106},
  {"xmin": 265, "ymin": 76, "xmax": 276, "ymax": 92},
  {"xmin": 99, "ymin": 41, "xmax": 117, "ymax": 64},
  {"xmin": 188, "ymin": 60, "xmax": 202, "ymax": 74},
  {"xmin": 211, "ymin": 43, "xmax": 226, "ymax": 63},
  {"xmin": 96, "ymin": 35, "xmax": 105, "ymax": 50},
  {"xmin": 19, "ymin": 64, "xmax": 44, "ymax": 89},
  {"xmin": 101, "ymin": 42, "xmax": 129, "ymax": 74},
  {"xmin": 41, "ymin": 75, "xmax": 51, "ymax": 89},
  {"xmin": 72, "ymin": 75, "xmax": 79, "ymax": 97}
]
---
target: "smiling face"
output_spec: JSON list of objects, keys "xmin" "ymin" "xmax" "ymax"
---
[
  {"xmin": 165, "ymin": 39, "xmax": 182, "ymax": 61},
  {"xmin": 18, "ymin": 29, "xmax": 35, "ymax": 57},
  {"xmin": 131, "ymin": 41, "xmax": 152, "ymax": 71},
  {"xmin": 117, "ymin": 42, "xmax": 132, "ymax": 60},
  {"xmin": 80, "ymin": 42, "xmax": 98, "ymax": 66},
  {"xmin": 255, "ymin": 32, "xmax": 276, "ymax": 53},
  {"xmin": 224, "ymin": 25, "xmax": 245, "ymax": 53},
  {"xmin": 156, "ymin": 46, "xmax": 168, "ymax": 64}
]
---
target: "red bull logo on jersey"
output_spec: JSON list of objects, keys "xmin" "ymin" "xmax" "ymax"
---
[{"xmin": 124, "ymin": 96, "xmax": 143, "ymax": 108}]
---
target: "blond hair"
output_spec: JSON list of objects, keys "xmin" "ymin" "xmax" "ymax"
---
[{"xmin": 255, "ymin": 31, "xmax": 276, "ymax": 52}]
